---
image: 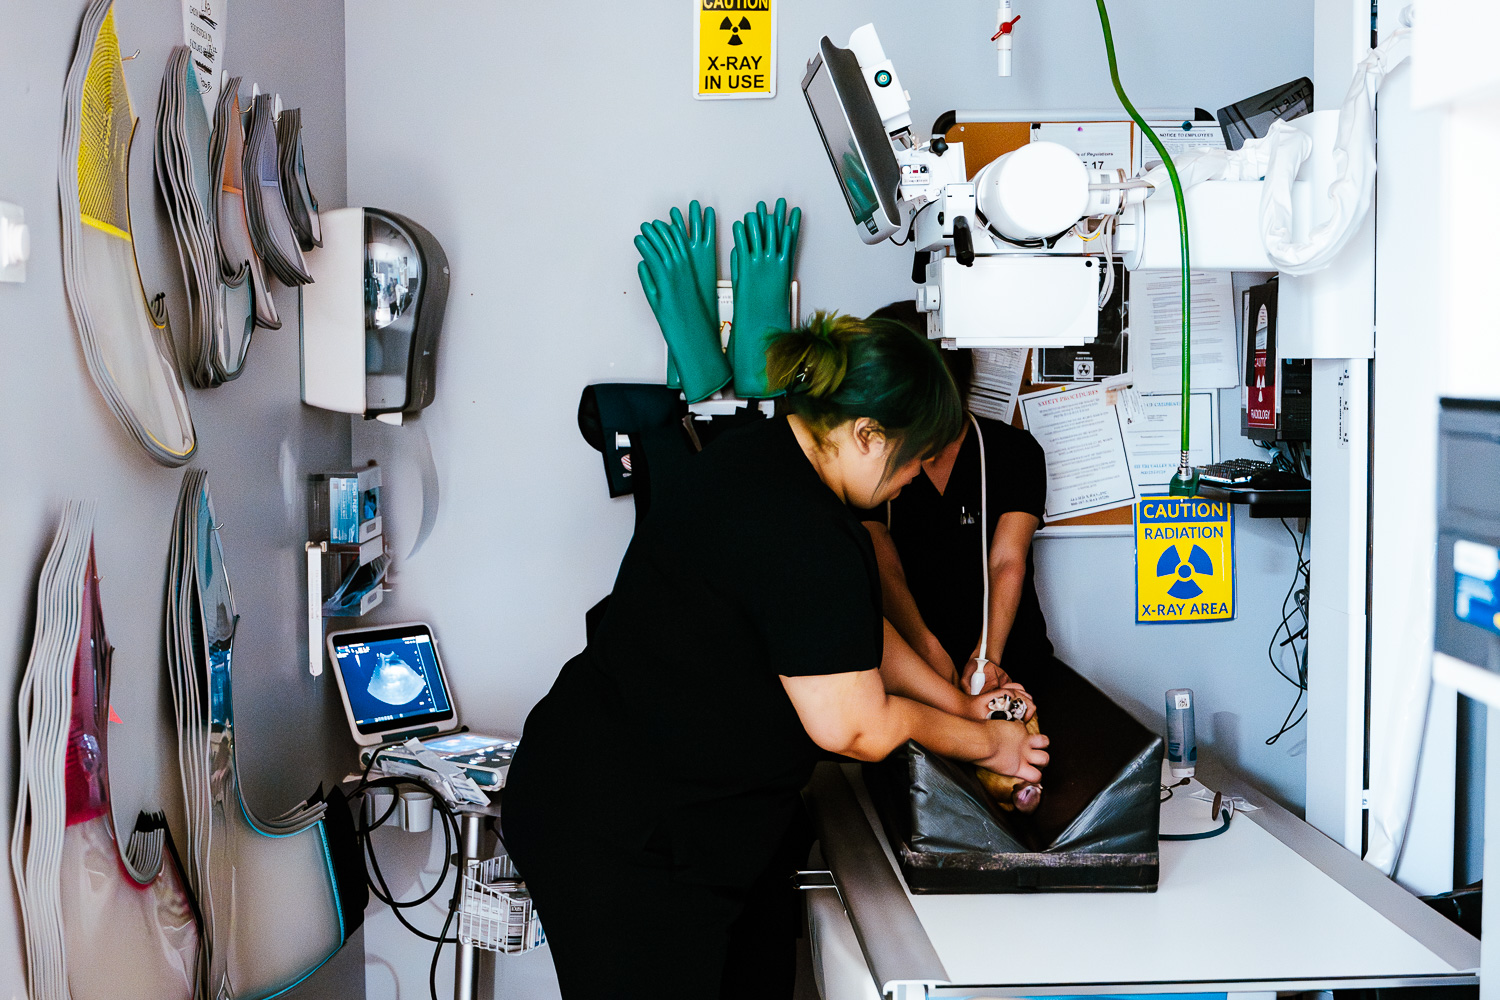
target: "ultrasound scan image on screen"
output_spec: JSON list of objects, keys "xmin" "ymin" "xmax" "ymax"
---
[{"xmin": 334, "ymin": 632, "xmax": 451, "ymax": 729}]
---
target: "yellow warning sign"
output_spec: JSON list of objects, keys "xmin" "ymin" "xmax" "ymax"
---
[
  {"xmin": 1135, "ymin": 497, "xmax": 1236, "ymax": 624},
  {"xmin": 696, "ymin": 0, "xmax": 776, "ymax": 100}
]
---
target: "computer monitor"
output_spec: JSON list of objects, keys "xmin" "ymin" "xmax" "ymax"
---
[
  {"xmin": 801, "ymin": 36, "xmax": 902, "ymax": 244},
  {"xmin": 326, "ymin": 621, "xmax": 456, "ymax": 745}
]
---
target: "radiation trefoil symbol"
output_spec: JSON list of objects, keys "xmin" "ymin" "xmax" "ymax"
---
[
  {"xmin": 721, "ymin": 16, "xmax": 752, "ymax": 44},
  {"xmin": 1157, "ymin": 543, "xmax": 1214, "ymax": 600}
]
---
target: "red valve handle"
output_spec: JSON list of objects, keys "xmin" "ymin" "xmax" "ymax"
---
[{"xmin": 991, "ymin": 15, "xmax": 1021, "ymax": 40}]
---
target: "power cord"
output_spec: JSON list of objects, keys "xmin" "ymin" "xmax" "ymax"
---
[
  {"xmin": 1160, "ymin": 805, "xmax": 1234, "ymax": 841},
  {"xmin": 349, "ymin": 759, "xmax": 468, "ymax": 1000},
  {"xmin": 1265, "ymin": 517, "xmax": 1310, "ymax": 744},
  {"xmin": 1161, "ymin": 789, "xmax": 1235, "ymax": 841}
]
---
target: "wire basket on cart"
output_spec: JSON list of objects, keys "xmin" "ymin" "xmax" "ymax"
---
[{"xmin": 458, "ymin": 855, "xmax": 546, "ymax": 954}]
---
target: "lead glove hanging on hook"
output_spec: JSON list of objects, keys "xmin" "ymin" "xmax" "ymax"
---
[
  {"xmin": 664, "ymin": 201, "xmax": 720, "ymax": 389},
  {"xmin": 636, "ymin": 205, "xmax": 732, "ymax": 404},
  {"xmin": 729, "ymin": 198, "xmax": 801, "ymax": 399}
]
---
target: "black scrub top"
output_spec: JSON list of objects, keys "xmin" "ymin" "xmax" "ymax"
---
[
  {"xmin": 507, "ymin": 416, "xmax": 883, "ymax": 888},
  {"xmin": 884, "ymin": 415, "xmax": 1053, "ymax": 682}
]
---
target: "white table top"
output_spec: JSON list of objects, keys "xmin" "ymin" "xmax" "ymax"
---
[{"xmin": 839, "ymin": 763, "xmax": 1476, "ymax": 991}]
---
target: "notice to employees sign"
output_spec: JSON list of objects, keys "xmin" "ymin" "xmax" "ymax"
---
[
  {"xmin": 1135, "ymin": 497, "xmax": 1236, "ymax": 624},
  {"xmin": 696, "ymin": 0, "xmax": 776, "ymax": 100}
]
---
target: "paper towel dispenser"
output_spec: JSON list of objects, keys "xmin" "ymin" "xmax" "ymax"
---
[{"xmin": 301, "ymin": 207, "xmax": 449, "ymax": 420}]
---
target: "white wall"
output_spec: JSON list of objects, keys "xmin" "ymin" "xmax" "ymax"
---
[
  {"xmin": 344, "ymin": 3, "xmax": 1312, "ymax": 996},
  {"xmin": 0, "ymin": 1, "xmax": 361, "ymax": 996}
]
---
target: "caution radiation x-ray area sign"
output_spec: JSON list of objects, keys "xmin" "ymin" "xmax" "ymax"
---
[
  {"xmin": 696, "ymin": 0, "xmax": 776, "ymax": 100},
  {"xmin": 1135, "ymin": 497, "xmax": 1236, "ymax": 624}
]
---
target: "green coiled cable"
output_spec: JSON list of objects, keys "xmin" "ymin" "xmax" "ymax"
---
[{"xmin": 1094, "ymin": 0, "xmax": 1198, "ymax": 496}]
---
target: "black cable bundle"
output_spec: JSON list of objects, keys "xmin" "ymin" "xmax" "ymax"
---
[
  {"xmin": 347, "ymin": 761, "xmax": 471, "ymax": 1000},
  {"xmin": 1266, "ymin": 518, "xmax": 1310, "ymax": 744}
]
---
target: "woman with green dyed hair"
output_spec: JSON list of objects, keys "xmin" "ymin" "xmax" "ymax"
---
[{"xmin": 503, "ymin": 310, "xmax": 1049, "ymax": 1000}]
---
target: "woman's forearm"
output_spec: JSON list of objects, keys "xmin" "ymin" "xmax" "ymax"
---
[
  {"xmin": 844, "ymin": 692, "xmax": 995, "ymax": 763},
  {"xmin": 983, "ymin": 562, "xmax": 1027, "ymax": 664},
  {"xmin": 878, "ymin": 619, "xmax": 967, "ymax": 716}
]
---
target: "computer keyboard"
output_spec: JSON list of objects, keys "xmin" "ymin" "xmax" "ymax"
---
[{"xmin": 1196, "ymin": 459, "xmax": 1274, "ymax": 485}]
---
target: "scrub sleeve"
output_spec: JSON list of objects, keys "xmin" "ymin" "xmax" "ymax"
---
[{"xmin": 503, "ymin": 416, "xmax": 882, "ymax": 1000}]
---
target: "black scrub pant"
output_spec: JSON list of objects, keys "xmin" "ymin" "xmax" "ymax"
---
[{"xmin": 503, "ymin": 815, "xmax": 806, "ymax": 1000}]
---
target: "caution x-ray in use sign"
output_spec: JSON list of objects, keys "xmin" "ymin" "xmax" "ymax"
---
[{"xmin": 696, "ymin": 0, "xmax": 776, "ymax": 100}]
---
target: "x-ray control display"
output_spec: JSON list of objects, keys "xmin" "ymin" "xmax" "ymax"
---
[
  {"xmin": 804, "ymin": 59, "xmax": 875, "ymax": 226},
  {"xmin": 334, "ymin": 633, "xmax": 451, "ymax": 730}
]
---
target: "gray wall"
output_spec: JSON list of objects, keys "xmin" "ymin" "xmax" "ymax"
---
[
  {"xmin": 345, "ymin": 3, "xmax": 1311, "ymax": 997},
  {"xmin": 0, "ymin": 0, "xmax": 358, "ymax": 996}
]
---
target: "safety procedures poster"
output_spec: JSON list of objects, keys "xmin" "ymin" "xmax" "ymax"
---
[
  {"xmin": 1135, "ymin": 497, "xmax": 1236, "ymax": 623},
  {"xmin": 1018, "ymin": 384, "xmax": 1137, "ymax": 521},
  {"xmin": 696, "ymin": 0, "xmax": 776, "ymax": 99}
]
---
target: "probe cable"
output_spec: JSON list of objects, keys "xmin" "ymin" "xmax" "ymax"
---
[{"xmin": 969, "ymin": 413, "xmax": 993, "ymax": 695}]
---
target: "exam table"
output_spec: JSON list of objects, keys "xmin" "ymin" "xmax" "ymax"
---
[{"xmin": 802, "ymin": 761, "xmax": 1479, "ymax": 1000}]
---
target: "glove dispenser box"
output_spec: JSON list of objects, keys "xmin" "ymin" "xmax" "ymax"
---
[
  {"xmin": 865, "ymin": 658, "xmax": 1164, "ymax": 893},
  {"xmin": 302, "ymin": 207, "xmax": 449, "ymax": 419}
]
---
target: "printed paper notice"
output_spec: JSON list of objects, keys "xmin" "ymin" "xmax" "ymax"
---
[
  {"xmin": 1122, "ymin": 391, "xmax": 1218, "ymax": 491},
  {"xmin": 1033, "ymin": 122, "xmax": 1134, "ymax": 175},
  {"xmin": 968, "ymin": 348, "xmax": 1028, "ymax": 424},
  {"xmin": 182, "ymin": 0, "xmax": 226, "ymax": 118},
  {"xmin": 1018, "ymin": 385, "xmax": 1137, "ymax": 521},
  {"xmin": 1128, "ymin": 270, "xmax": 1240, "ymax": 392},
  {"xmin": 1145, "ymin": 120, "xmax": 1226, "ymax": 164}
]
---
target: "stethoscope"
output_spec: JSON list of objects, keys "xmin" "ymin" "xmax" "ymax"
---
[{"xmin": 889, "ymin": 413, "xmax": 993, "ymax": 696}]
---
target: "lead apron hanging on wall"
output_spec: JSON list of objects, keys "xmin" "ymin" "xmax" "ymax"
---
[
  {"xmin": 12, "ymin": 502, "xmax": 200, "ymax": 1000},
  {"xmin": 59, "ymin": 0, "xmax": 197, "ymax": 467},
  {"xmin": 166, "ymin": 471, "xmax": 364, "ymax": 999}
]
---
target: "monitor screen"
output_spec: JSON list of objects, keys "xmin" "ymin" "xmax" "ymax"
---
[
  {"xmin": 804, "ymin": 56, "xmax": 875, "ymax": 228},
  {"xmin": 801, "ymin": 40, "xmax": 901, "ymax": 241},
  {"xmin": 331, "ymin": 624, "xmax": 453, "ymax": 735}
]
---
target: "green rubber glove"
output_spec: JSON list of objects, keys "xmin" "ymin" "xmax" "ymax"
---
[
  {"xmin": 664, "ymin": 201, "xmax": 720, "ymax": 390},
  {"xmin": 636, "ymin": 217, "xmax": 731, "ymax": 404},
  {"xmin": 729, "ymin": 198, "xmax": 801, "ymax": 399}
]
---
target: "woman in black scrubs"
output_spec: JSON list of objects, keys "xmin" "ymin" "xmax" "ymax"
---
[
  {"xmin": 863, "ymin": 304, "xmax": 1054, "ymax": 698},
  {"xmin": 502, "ymin": 312, "xmax": 1050, "ymax": 1000}
]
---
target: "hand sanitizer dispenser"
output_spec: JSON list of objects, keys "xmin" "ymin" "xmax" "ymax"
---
[{"xmin": 301, "ymin": 208, "xmax": 449, "ymax": 421}]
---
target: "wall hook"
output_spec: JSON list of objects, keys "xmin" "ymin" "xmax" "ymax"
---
[{"xmin": 122, "ymin": 48, "xmax": 141, "ymax": 61}]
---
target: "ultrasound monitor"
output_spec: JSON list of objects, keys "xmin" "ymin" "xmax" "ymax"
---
[{"xmin": 327, "ymin": 621, "xmax": 457, "ymax": 745}]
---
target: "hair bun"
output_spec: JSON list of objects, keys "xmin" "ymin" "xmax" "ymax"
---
[{"xmin": 766, "ymin": 311, "xmax": 853, "ymax": 398}]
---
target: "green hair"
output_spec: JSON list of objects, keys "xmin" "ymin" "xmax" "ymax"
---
[{"xmin": 766, "ymin": 311, "xmax": 964, "ymax": 476}]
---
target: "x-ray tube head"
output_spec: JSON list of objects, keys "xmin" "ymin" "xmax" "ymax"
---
[
  {"xmin": 974, "ymin": 142, "xmax": 1091, "ymax": 242},
  {"xmin": 802, "ymin": 36, "xmax": 903, "ymax": 243}
]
